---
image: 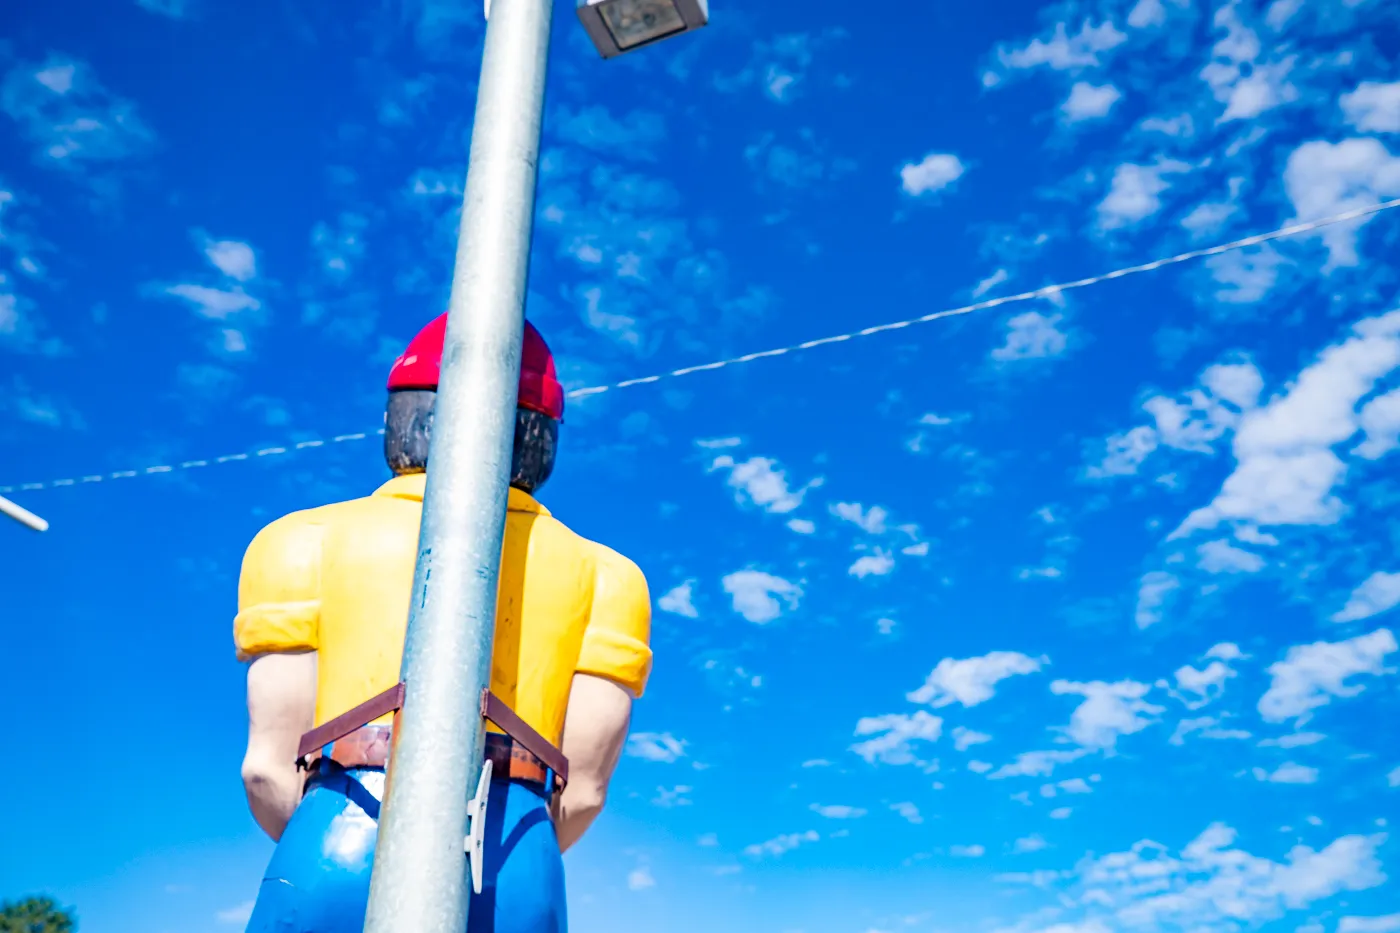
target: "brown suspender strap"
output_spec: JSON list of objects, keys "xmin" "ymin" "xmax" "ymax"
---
[
  {"xmin": 297, "ymin": 682, "xmax": 406, "ymax": 761},
  {"xmin": 480, "ymin": 688, "xmax": 570, "ymax": 784},
  {"xmin": 294, "ymin": 681, "xmax": 570, "ymax": 785}
]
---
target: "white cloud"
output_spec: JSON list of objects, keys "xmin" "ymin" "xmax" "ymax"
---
[
  {"xmin": 1051, "ymin": 679, "xmax": 1164, "ymax": 749},
  {"xmin": 203, "ymin": 238, "xmax": 257, "ymax": 282},
  {"xmin": 1168, "ymin": 715, "xmax": 1251, "ymax": 746},
  {"xmin": 627, "ymin": 866, "xmax": 655, "ymax": 890},
  {"xmin": 810, "ymin": 804, "xmax": 867, "ymax": 819},
  {"xmin": 1340, "ymin": 917, "xmax": 1400, "ymax": 933},
  {"xmin": 900, "ymin": 153, "xmax": 966, "ymax": 196},
  {"xmin": 1097, "ymin": 159, "xmax": 1191, "ymax": 230},
  {"xmin": 1175, "ymin": 311, "xmax": 1400, "ymax": 536},
  {"xmin": 1332, "ymin": 572, "xmax": 1400, "ymax": 623},
  {"xmin": 1014, "ymin": 834, "xmax": 1049, "ymax": 853},
  {"xmin": 992, "ymin": 311, "xmax": 1068, "ymax": 361},
  {"xmin": 849, "ymin": 550, "xmax": 896, "ymax": 579},
  {"xmin": 1252, "ymin": 761, "xmax": 1319, "ymax": 784},
  {"xmin": 216, "ymin": 903, "xmax": 254, "ymax": 925},
  {"xmin": 1089, "ymin": 426, "xmax": 1159, "ymax": 479},
  {"xmin": 1205, "ymin": 244, "xmax": 1290, "ymax": 304},
  {"xmin": 1283, "ymin": 138, "xmax": 1400, "ymax": 269},
  {"xmin": 1202, "ymin": 360, "xmax": 1265, "ymax": 410},
  {"xmin": 950, "ymin": 844, "xmax": 986, "ymax": 858},
  {"xmin": 137, "ymin": 0, "xmax": 191, "ymax": 17},
  {"xmin": 993, "ymin": 20, "xmax": 1128, "ymax": 74},
  {"xmin": 973, "ymin": 268, "xmax": 1010, "ymax": 298},
  {"xmin": 1135, "ymin": 571, "xmax": 1179, "ymax": 629},
  {"xmin": 786, "ymin": 518, "xmax": 816, "ymax": 534},
  {"xmin": 1171, "ymin": 653, "xmax": 1238, "ymax": 708},
  {"xmin": 907, "ymin": 651, "xmax": 1046, "ymax": 708},
  {"xmin": 1390, "ymin": 766, "xmax": 1400, "ymax": 788},
  {"xmin": 1341, "ymin": 81, "xmax": 1400, "ymax": 134},
  {"xmin": 1061, "ymin": 82, "xmax": 1122, "ymax": 123},
  {"xmin": 891, "ymin": 802, "xmax": 923, "ymax": 824},
  {"xmin": 1127, "ymin": 0, "xmax": 1166, "ymax": 27},
  {"xmin": 830, "ymin": 502, "xmax": 888, "ymax": 534},
  {"xmin": 651, "ymin": 785, "xmax": 692, "ymax": 808},
  {"xmin": 953, "ymin": 726, "xmax": 993, "ymax": 751},
  {"xmin": 744, "ymin": 829, "xmax": 819, "ymax": 858},
  {"xmin": 968, "ymin": 760, "xmax": 993, "ymax": 774},
  {"xmin": 658, "ymin": 581, "xmax": 698, "ymax": 618},
  {"xmin": 989, "ymin": 749, "xmax": 1088, "ymax": 779},
  {"xmin": 1181, "ymin": 200, "xmax": 1237, "ymax": 235},
  {"xmin": 1141, "ymin": 358, "xmax": 1262, "ymax": 454},
  {"xmin": 722, "ymin": 570, "xmax": 802, "ymax": 624},
  {"xmin": 1354, "ymin": 388, "xmax": 1400, "ymax": 459},
  {"xmin": 1207, "ymin": 642, "xmax": 1246, "ymax": 661},
  {"xmin": 1257, "ymin": 629, "xmax": 1397, "ymax": 724},
  {"xmin": 707, "ymin": 454, "xmax": 820, "ymax": 515},
  {"xmin": 1141, "ymin": 113, "xmax": 1194, "ymax": 137},
  {"xmin": 850, "ymin": 711, "xmax": 943, "ymax": 766},
  {"xmin": 1259, "ymin": 731, "xmax": 1325, "ymax": 749},
  {"xmin": 0, "ymin": 56, "xmax": 155, "ymax": 169},
  {"xmin": 163, "ymin": 283, "xmax": 260, "ymax": 321},
  {"xmin": 1199, "ymin": 6, "xmax": 1297, "ymax": 123},
  {"xmin": 696, "ymin": 436, "xmax": 741, "ymax": 449},
  {"xmin": 1057, "ymin": 822, "xmax": 1386, "ymax": 928},
  {"xmin": 627, "ymin": 732, "xmax": 687, "ymax": 763},
  {"xmin": 1196, "ymin": 539, "xmax": 1265, "ymax": 574},
  {"xmin": 1050, "ymin": 807, "xmax": 1073, "ymax": 820}
]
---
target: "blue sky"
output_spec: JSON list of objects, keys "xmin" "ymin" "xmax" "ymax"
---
[{"xmin": 3, "ymin": 0, "xmax": 1400, "ymax": 931}]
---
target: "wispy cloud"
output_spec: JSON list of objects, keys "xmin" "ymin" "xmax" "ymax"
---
[
  {"xmin": 627, "ymin": 732, "xmax": 687, "ymax": 763},
  {"xmin": 0, "ymin": 55, "xmax": 154, "ymax": 173}
]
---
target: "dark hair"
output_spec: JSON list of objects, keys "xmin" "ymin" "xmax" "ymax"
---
[{"xmin": 384, "ymin": 389, "xmax": 558, "ymax": 493}]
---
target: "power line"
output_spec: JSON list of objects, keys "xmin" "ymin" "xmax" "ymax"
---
[{"xmin": 4, "ymin": 197, "xmax": 1399, "ymax": 497}]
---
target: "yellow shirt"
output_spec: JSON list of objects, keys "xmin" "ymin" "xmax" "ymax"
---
[{"xmin": 233, "ymin": 474, "xmax": 652, "ymax": 747}]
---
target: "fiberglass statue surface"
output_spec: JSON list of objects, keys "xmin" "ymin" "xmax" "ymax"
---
[{"xmin": 233, "ymin": 315, "xmax": 652, "ymax": 933}]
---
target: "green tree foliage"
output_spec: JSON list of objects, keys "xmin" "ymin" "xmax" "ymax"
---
[{"xmin": 0, "ymin": 897, "xmax": 76, "ymax": 933}]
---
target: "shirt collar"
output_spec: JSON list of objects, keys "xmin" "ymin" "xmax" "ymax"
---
[{"xmin": 373, "ymin": 473, "xmax": 550, "ymax": 516}]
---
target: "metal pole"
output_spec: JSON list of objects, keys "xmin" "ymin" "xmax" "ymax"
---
[
  {"xmin": 362, "ymin": 0, "xmax": 554, "ymax": 930},
  {"xmin": 0, "ymin": 494, "xmax": 48, "ymax": 532}
]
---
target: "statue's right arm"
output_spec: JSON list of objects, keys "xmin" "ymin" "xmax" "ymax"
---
[{"xmin": 242, "ymin": 650, "xmax": 317, "ymax": 841}]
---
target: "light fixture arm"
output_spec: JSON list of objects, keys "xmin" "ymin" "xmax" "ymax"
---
[{"xmin": 0, "ymin": 494, "xmax": 48, "ymax": 532}]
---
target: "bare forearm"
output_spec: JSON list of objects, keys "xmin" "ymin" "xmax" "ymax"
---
[
  {"xmin": 243, "ymin": 651, "xmax": 317, "ymax": 841},
  {"xmin": 552, "ymin": 784, "xmax": 606, "ymax": 853},
  {"xmin": 553, "ymin": 674, "xmax": 633, "ymax": 853},
  {"xmin": 243, "ymin": 760, "xmax": 303, "ymax": 841}
]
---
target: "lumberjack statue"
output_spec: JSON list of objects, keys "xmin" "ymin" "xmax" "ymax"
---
[{"xmin": 234, "ymin": 314, "xmax": 653, "ymax": 933}]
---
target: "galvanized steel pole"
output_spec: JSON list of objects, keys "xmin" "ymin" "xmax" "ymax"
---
[{"xmin": 362, "ymin": 0, "xmax": 554, "ymax": 930}]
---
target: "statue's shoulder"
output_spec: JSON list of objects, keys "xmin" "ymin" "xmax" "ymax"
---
[
  {"xmin": 527, "ymin": 507, "xmax": 647, "ymax": 594},
  {"xmin": 243, "ymin": 493, "xmax": 373, "ymax": 566}
]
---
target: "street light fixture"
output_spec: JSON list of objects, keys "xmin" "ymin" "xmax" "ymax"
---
[
  {"xmin": 0, "ymin": 493, "xmax": 48, "ymax": 532},
  {"xmin": 577, "ymin": 0, "xmax": 708, "ymax": 57}
]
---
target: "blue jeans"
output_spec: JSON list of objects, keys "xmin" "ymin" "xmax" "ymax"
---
[{"xmin": 245, "ymin": 764, "xmax": 566, "ymax": 933}]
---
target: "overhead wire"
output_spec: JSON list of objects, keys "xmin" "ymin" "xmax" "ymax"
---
[{"xmin": 4, "ymin": 196, "xmax": 1399, "ymax": 497}]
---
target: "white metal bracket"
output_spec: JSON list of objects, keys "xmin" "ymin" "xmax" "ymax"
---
[{"xmin": 464, "ymin": 758, "xmax": 492, "ymax": 895}]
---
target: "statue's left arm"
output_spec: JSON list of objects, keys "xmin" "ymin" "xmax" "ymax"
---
[
  {"xmin": 233, "ymin": 513, "xmax": 325, "ymax": 841},
  {"xmin": 552, "ymin": 548, "xmax": 653, "ymax": 852}
]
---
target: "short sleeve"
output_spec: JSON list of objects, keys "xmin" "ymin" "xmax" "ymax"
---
[
  {"xmin": 233, "ymin": 512, "xmax": 324, "ymax": 661},
  {"xmin": 575, "ymin": 547, "xmax": 653, "ymax": 698}
]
